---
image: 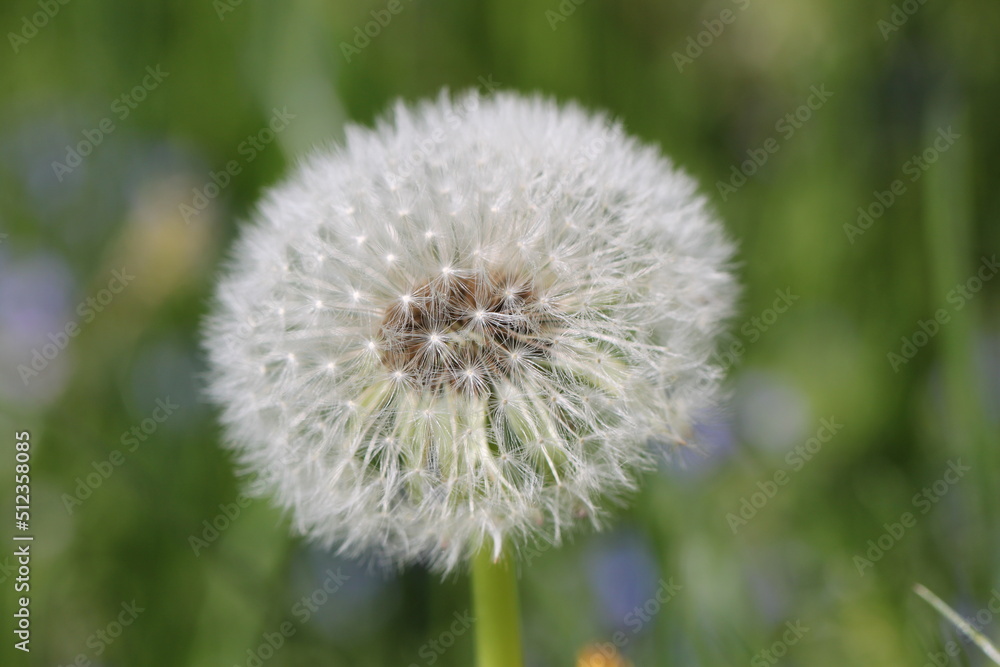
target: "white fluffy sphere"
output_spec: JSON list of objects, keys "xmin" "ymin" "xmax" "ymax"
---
[{"xmin": 203, "ymin": 91, "xmax": 736, "ymax": 572}]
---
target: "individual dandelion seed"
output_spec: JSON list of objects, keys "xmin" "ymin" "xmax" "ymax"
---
[{"xmin": 202, "ymin": 90, "xmax": 737, "ymax": 575}]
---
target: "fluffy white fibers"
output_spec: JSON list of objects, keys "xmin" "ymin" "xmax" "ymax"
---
[{"xmin": 203, "ymin": 90, "xmax": 737, "ymax": 573}]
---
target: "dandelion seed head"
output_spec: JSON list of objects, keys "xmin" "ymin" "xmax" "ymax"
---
[{"xmin": 203, "ymin": 90, "xmax": 737, "ymax": 573}]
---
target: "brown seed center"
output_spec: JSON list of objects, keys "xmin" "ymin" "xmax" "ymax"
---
[{"xmin": 379, "ymin": 270, "xmax": 554, "ymax": 394}]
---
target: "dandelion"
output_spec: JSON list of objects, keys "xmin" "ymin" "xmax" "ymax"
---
[{"xmin": 203, "ymin": 90, "xmax": 736, "ymax": 666}]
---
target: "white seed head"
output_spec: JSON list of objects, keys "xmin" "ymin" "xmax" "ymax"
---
[{"xmin": 203, "ymin": 91, "xmax": 737, "ymax": 573}]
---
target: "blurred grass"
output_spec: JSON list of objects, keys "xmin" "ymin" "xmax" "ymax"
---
[{"xmin": 1, "ymin": 0, "xmax": 998, "ymax": 665}]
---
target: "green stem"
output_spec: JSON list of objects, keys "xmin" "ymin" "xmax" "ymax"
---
[{"xmin": 471, "ymin": 547, "xmax": 524, "ymax": 667}]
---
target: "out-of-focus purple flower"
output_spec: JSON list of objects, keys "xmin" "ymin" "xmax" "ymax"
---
[
  {"xmin": 0, "ymin": 251, "xmax": 75, "ymax": 404},
  {"xmin": 585, "ymin": 530, "xmax": 660, "ymax": 631}
]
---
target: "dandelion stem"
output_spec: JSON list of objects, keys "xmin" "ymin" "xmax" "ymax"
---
[{"xmin": 472, "ymin": 546, "xmax": 524, "ymax": 667}]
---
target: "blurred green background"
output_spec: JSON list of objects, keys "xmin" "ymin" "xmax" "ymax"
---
[{"xmin": 1, "ymin": 0, "xmax": 998, "ymax": 665}]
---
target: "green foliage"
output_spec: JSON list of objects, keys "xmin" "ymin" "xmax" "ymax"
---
[{"xmin": 1, "ymin": 0, "xmax": 998, "ymax": 665}]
